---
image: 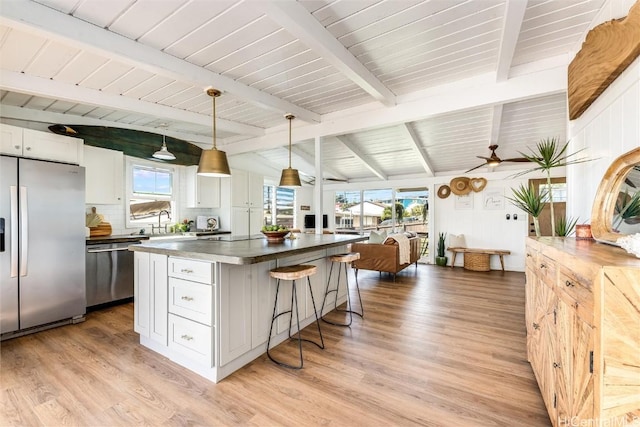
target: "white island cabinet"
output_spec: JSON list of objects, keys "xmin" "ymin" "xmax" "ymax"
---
[{"xmin": 131, "ymin": 238, "xmax": 355, "ymax": 383}]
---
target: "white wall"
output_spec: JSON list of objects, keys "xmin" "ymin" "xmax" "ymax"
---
[
  {"xmin": 431, "ymin": 170, "xmax": 557, "ymax": 272},
  {"xmin": 567, "ymin": 0, "xmax": 640, "ymax": 223}
]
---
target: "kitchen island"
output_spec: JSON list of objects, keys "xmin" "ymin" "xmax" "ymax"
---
[{"xmin": 129, "ymin": 233, "xmax": 366, "ymax": 382}]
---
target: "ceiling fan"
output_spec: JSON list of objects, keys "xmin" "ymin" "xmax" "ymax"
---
[{"xmin": 465, "ymin": 144, "xmax": 531, "ymax": 173}]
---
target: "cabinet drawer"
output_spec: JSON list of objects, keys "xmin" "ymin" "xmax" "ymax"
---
[
  {"xmin": 557, "ymin": 268, "xmax": 594, "ymax": 324},
  {"xmin": 169, "ymin": 257, "xmax": 213, "ymax": 284},
  {"xmin": 168, "ymin": 314, "xmax": 213, "ymax": 367},
  {"xmin": 169, "ymin": 278, "xmax": 213, "ymax": 326},
  {"xmin": 525, "ymin": 249, "xmax": 537, "ymax": 271},
  {"xmin": 537, "ymin": 254, "xmax": 556, "ymax": 287}
]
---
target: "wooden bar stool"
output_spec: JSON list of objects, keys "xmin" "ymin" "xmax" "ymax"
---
[
  {"xmin": 266, "ymin": 264, "xmax": 325, "ymax": 369},
  {"xmin": 320, "ymin": 252, "xmax": 364, "ymax": 327}
]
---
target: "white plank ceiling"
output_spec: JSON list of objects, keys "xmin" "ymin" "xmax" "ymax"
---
[{"xmin": 0, "ymin": 0, "xmax": 613, "ymax": 183}]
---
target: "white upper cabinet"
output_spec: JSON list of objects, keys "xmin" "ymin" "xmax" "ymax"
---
[
  {"xmin": 231, "ymin": 169, "xmax": 263, "ymax": 208},
  {"xmin": 0, "ymin": 124, "xmax": 83, "ymax": 165},
  {"xmin": 185, "ymin": 165, "xmax": 220, "ymax": 208},
  {"xmin": 82, "ymin": 145, "xmax": 124, "ymax": 205},
  {"xmin": 0, "ymin": 124, "xmax": 23, "ymax": 156}
]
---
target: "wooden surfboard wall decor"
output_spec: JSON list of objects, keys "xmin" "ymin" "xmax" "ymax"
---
[{"xmin": 48, "ymin": 124, "xmax": 203, "ymax": 166}]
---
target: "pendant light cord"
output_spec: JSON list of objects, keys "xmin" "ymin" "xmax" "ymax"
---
[
  {"xmin": 207, "ymin": 88, "xmax": 221, "ymax": 151},
  {"xmin": 288, "ymin": 116, "xmax": 292, "ymax": 168},
  {"xmin": 213, "ymin": 93, "xmax": 217, "ymax": 150}
]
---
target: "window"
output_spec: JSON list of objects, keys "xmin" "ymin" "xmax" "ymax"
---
[
  {"xmin": 334, "ymin": 187, "xmax": 428, "ymax": 235},
  {"xmin": 335, "ymin": 190, "xmax": 361, "ymax": 231},
  {"xmin": 540, "ymin": 183, "xmax": 567, "ymax": 203},
  {"xmin": 264, "ymin": 185, "xmax": 295, "ymax": 228},
  {"xmin": 126, "ymin": 160, "xmax": 177, "ymax": 230},
  {"xmin": 132, "ymin": 165, "xmax": 172, "ymax": 196}
]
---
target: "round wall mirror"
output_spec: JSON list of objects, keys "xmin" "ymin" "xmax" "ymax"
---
[{"xmin": 591, "ymin": 147, "xmax": 640, "ymax": 245}]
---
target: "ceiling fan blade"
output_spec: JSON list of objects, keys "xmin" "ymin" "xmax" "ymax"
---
[
  {"xmin": 502, "ymin": 158, "xmax": 532, "ymax": 163},
  {"xmin": 465, "ymin": 163, "xmax": 488, "ymax": 173},
  {"xmin": 476, "ymin": 156, "xmax": 492, "ymax": 161}
]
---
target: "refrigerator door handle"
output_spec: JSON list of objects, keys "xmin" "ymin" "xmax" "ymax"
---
[
  {"xmin": 19, "ymin": 186, "xmax": 28, "ymax": 277},
  {"xmin": 10, "ymin": 186, "xmax": 18, "ymax": 277}
]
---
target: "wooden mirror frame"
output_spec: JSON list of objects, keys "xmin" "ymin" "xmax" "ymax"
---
[{"xmin": 591, "ymin": 147, "xmax": 640, "ymax": 245}]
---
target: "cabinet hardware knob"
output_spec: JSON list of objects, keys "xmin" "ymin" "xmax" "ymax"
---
[
  {"xmin": 25, "ymin": 146, "xmax": 31, "ymax": 151},
  {"xmin": 565, "ymin": 280, "xmax": 574, "ymax": 287},
  {"xmin": 180, "ymin": 268, "xmax": 194, "ymax": 273},
  {"xmin": 553, "ymin": 362, "xmax": 561, "ymax": 368},
  {"xmin": 181, "ymin": 296, "xmax": 194, "ymax": 301},
  {"xmin": 180, "ymin": 335, "xmax": 193, "ymax": 341},
  {"xmin": 533, "ymin": 322, "xmax": 540, "ymax": 330},
  {"xmin": 14, "ymin": 145, "xmax": 20, "ymax": 149}
]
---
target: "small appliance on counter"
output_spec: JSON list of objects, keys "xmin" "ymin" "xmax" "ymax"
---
[{"xmin": 196, "ymin": 215, "xmax": 219, "ymax": 231}]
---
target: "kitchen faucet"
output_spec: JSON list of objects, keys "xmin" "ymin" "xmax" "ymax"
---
[{"xmin": 151, "ymin": 210, "xmax": 171, "ymax": 234}]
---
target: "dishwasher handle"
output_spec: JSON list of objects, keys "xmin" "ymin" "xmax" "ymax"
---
[{"xmin": 87, "ymin": 246, "xmax": 134, "ymax": 253}]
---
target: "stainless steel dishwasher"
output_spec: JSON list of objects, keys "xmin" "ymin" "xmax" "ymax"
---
[{"xmin": 85, "ymin": 241, "xmax": 138, "ymax": 308}]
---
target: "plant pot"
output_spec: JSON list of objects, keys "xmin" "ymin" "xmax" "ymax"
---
[{"xmin": 435, "ymin": 256, "xmax": 448, "ymax": 267}]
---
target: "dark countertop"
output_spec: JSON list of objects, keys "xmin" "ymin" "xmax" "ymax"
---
[
  {"xmin": 129, "ymin": 233, "xmax": 367, "ymax": 265},
  {"xmin": 86, "ymin": 230, "xmax": 231, "ymax": 245},
  {"xmin": 86, "ymin": 234, "xmax": 150, "ymax": 245}
]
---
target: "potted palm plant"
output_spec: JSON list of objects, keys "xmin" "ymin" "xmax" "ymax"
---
[
  {"xmin": 515, "ymin": 138, "xmax": 592, "ymax": 236},
  {"xmin": 435, "ymin": 232, "xmax": 447, "ymax": 266},
  {"xmin": 507, "ymin": 184, "xmax": 546, "ymax": 237}
]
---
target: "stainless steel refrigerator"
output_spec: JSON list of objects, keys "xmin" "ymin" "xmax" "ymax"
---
[{"xmin": 0, "ymin": 156, "xmax": 86, "ymax": 338}]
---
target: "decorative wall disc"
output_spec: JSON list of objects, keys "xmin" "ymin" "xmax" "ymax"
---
[{"xmin": 437, "ymin": 185, "xmax": 451, "ymax": 199}]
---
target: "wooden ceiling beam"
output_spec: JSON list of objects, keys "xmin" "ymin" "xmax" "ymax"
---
[
  {"xmin": 225, "ymin": 66, "xmax": 566, "ymax": 155},
  {"xmin": 334, "ymin": 136, "xmax": 387, "ymax": 181},
  {"xmin": 399, "ymin": 123, "xmax": 434, "ymax": 177},
  {"xmin": 258, "ymin": 1, "xmax": 396, "ymax": 107},
  {"xmin": 495, "ymin": 0, "xmax": 529, "ymax": 82},
  {"xmin": 0, "ymin": 70, "xmax": 263, "ymax": 137}
]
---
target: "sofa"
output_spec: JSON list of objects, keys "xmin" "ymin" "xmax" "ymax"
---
[{"xmin": 351, "ymin": 233, "xmax": 420, "ymax": 279}]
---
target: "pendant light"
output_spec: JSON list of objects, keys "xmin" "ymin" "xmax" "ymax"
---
[
  {"xmin": 197, "ymin": 88, "xmax": 231, "ymax": 177},
  {"xmin": 279, "ymin": 114, "xmax": 301, "ymax": 187},
  {"xmin": 152, "ymin": 125, "xmax": 176, "ymax": 160}
]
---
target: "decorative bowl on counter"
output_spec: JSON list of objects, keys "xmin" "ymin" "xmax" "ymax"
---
[{"xmin": 261, "ymin": 230, "xmax": 290, "ymax": 243}]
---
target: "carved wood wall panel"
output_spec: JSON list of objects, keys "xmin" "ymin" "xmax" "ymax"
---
[{"xmin": 568, "ymin": 1, "xmax": 640, "ymax": 120}]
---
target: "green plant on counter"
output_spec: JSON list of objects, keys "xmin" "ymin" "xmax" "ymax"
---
[
  {"xmin": 556, "ymin": 216, "xmax": 579, "ymax": 237},
  {"xmin": 514, "ymin": 137, "xmax": 592, "ymax": 236},
  {"xmin": 506, "ymin": 183, "xmax": 546, "ymax": 237}
]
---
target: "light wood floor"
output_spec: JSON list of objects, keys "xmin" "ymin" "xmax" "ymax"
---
[{"xmin": 1, "ymin": 265, "xmax": 551, "ymax": 426}]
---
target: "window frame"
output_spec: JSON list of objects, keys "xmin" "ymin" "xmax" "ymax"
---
[{"xmin": 125, "ymin": 157, "xmax": 179, "ymax": 230}]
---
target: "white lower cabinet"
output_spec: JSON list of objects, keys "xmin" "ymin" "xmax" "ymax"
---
[
  {"xmin": 251, "ymin": 262, "xmax": 277, "ymax": 350},
  {"xmin": 219, "ymin": 264, "xmax": 253, "ymax": 366},
  {"xmin": 168, "ymin": 313, "xmax": 213, "ymax": 367},
  {"xmin": 169, "ymin": 277, "xmax": 213, "ymax": 326},
  {"xmin": 134, "ymin": 252, "xmax": 168, "ymax": 345},
  {"xmin": 133, "ymin": 245, "xmax": 349, "ymax": 382}
]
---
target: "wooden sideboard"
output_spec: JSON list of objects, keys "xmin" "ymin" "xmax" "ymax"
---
[{"xmin": 525, "ymin": 237, "xmax": 640, "ymax": 427}]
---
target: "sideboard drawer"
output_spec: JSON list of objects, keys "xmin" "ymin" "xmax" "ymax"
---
[
  {"xmin": 168, "ymin": 313, "xmax": 213, "ymax": 367},
  {"xmin": 557, "ymin": 268, "xmax": 594, "ymax": 324},
  {"xmin": 537, "ymin": 254, "xmax": 557, "ymax": 287},
  {"xmin": 169, "ymin": 277, "xmax": 213, "ymax": 326},
  {"xmin": 169, "ymin": 257, "xmax": 214, "ymax": 284}
]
